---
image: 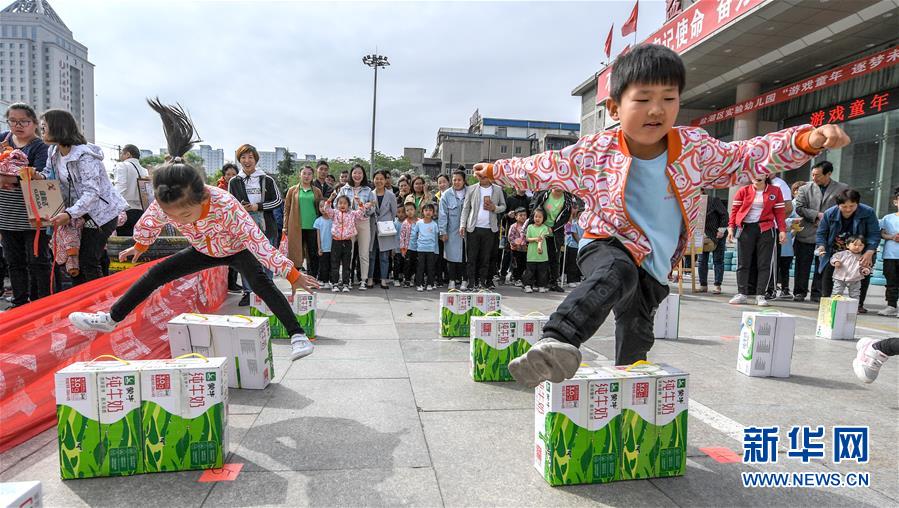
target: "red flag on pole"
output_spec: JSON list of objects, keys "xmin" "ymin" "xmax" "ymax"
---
[
  {"xmin": 604, "ymin": 24, "xmax": 614, "ymax": 59},
  {"xmin": 621, "ymin": 1, "xmax": 639, "ymax": 37}
]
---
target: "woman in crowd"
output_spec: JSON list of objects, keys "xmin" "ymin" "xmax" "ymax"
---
[
  {"xmin": 0, "ymin": 103, "xmax": 50, "ymax": 306},
  {"xmin": 368, "ymin": 170, "xmax": 398, "ymax": 288},
  {"xmin": 217, "ymin": 162, "xmax": 241, "ymax": 291},
  {"xmin": 36, "ymin": 109, "xmax": 127, "ymax": 285},
  {"xmin": 697, "ymin": 189, "xmax": 728, "ymax": 294},
  {"xmin": 529, "ymin": 188, "xmax": 574, "ymax": 292},
  {"xmin": 434, "ymin": 173, "xmax": 450, "ymax": 284},
  {"xmin": 405, "ymin": 175, "xmax": 432, "ymax": 211},
  {"xmin": 438, "ymin": 169, "xmax": 466, "ymax": 289},
  {"xmin": 396, "ymin": 177, "xmax": 411, "ymax": 206},
  {"xmin": 283, "ymin": 165, "xmax": 323, "ymax": 275},
  {"xmin": 337, "ymin": 164, "xmax": 375, "ymax": 290},
  {"xmin": 728, "ymin": 175, "xmax": 786, "ymax": 307}
]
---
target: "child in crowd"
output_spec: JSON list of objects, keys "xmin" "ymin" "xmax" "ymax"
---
[
  {"xmin": 828, "ymin": 236, "xmax": 871, "ymax": 299},
  {"xmin": 399, "ymin": 202, "xmax": 418, "ymax": 287},
  {"xmin": 507, "ymin": 207, "xmax": 529, "ymax": 287},
  {"xmin": 854, "ymin": 337, "xmax": 898, "ymax": 383},
  {"xmin": 313, "ymin": 211, "xmax": 333, "ymax": 289},
  {"xmin": 524, "ymin": 208, "xmax": 551, "ymax": 294},
  {"xmin": 473, "ymin": 44, "xmax": 849, "ymax": 386},
  {"xmin": 392, "ymin": 205, "xmax": 407, "ymax": 287},
  {"xmin": 412, "ymin": 203, "xmax": 440, "ymax": 291},
  {"xmin": 68, "ymin": 99, "xmax": 318, "ymax": 361},
  {"xmin": 564, "ymin": 208, "xmax": 583, "ymax": 287},
  {"xmin": 321, "ymin": 195, "xmax": 370, "ymax": 292},
  {"xmin": 878, "ymin": 187, "xmax": 899, "ymax": 316}
]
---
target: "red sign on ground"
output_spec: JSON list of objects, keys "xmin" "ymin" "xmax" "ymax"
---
[
  {"xmin": 596, "ymin": 0, "xmax": 769, "ymax": 102},
  {"xmin": 693, "ymin": 46, "xmax": 899, "ymax": 127}
]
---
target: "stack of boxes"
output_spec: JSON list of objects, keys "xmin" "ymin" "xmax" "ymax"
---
[
  {"xmin": 469, "ymin": 315, "xmax": 549, "ymax": 381},
  {"xmin": 439, "ymin": 292, "xmax": 501, "ymax": 337},
  {"xmin": 250, "ymin": 291, "xmax": 316, "ymax": 340},
  {"xmin": 54, "ymin": 357, "xmax": 228, "ymax": 479},
  {"xmin": 737, "ymin": 311, "xmax": 796, "ymax": 377},
  {"xmin": 534, "ymin": 362, "xmax": 688, "ymax": 486},
  {"xmin": 167, "ymin": 313, "xmax": 273, "ymax": 390},
  {"xmin": 815, "ymin": 296, "xmax": 858, "ymax": 340}
]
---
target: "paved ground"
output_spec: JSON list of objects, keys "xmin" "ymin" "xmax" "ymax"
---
[{"xmin": 1, "ymin": 272, "xmax": 896, "ymax": 507}]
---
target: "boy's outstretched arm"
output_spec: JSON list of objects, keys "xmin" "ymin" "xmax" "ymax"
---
[
  {"xmin": 473, "ymin": 134, "xmax": 603, "ymax": 193},
  {"xmin": 700, "ymin": 124, "xmax": 850, "ymax": 189}
]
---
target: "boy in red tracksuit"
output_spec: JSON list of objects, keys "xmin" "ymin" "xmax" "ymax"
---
[
  {"xmin": 473, "ymin": 44, "xmax": 850, "ymax": 387},
  {"xmin": 727, "ymin": 176, "xmax": 787, "ymax": 306}
]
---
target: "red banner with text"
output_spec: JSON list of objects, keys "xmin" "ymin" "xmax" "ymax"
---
[
  {"xmin": 0, "ymin": 262, "xmax": 227, "ymax": 452},
  {"xmin": 596, "ymin": 0, "xmax": 769, "ymax": 102}
]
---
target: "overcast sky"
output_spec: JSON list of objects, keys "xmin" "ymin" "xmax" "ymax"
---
[{"xmin": 52, "ymin": 0, "xmax": 666, "ymax": 162}]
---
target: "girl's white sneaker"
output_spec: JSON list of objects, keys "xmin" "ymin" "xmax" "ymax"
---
[{"xmin": 69, "ymin": 311, "xmax": 119, "ymax": 333}]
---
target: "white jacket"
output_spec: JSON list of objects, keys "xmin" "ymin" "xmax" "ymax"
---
[{"xmin": 114, "ymin": 158, "xmax": 151, "ymax": 210}]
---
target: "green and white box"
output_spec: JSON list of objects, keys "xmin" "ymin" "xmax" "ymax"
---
[
  {"xmin": 607, "ymin": 365, "xmax": 658, "ymax": 481},
  {"xmin": 534, "ymin": 365, "xmax": 622, "ymax": 486},
  {"xmin": 737, "ymin": 312, "xmax": 795, "ymax": 377},
  {"xmin": 140, "ymin": 357, "xmax": 229, "ymax": 473},
  {"xmin": 0, "ymin": 481, "xmax": 42, "ymax": 508},
  {"xmin": 250, "ymin": 290, "xmax": 316, "ymax": 339},
  {"xmin": 55, "ymin": 360, "xmax": 143, "ymax": 479},
  {"xmin": 653, "ymin": 364, "xmax": 689, "ymax": 478},
  {"xmin": 167, "ymin": 313, "xmax": 224, "ymax": 357},
  {"xmin": 653, "ymin": 294, "xmax": 680, "ymax": 339},
  {"xmin": 211, "ymin": 315, "xmax": 273, "ymax": 390},
  {"xmin": 470, "ymin": 316, "xmax": 548, "ymax": 381},
  {"xmin": 439, "ymin": 292, "xmax": 501, "ymax": 337},
  {"xmin": 816, "ymin": 296, "xmax": 858, "ymax": 340}
]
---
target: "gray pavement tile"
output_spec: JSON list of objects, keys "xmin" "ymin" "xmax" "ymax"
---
[
  {"xmin": 401, "ymin": 338, "xmax": 470, "ymax": 362},
  {"xmin": 315, "ymin": 323, "xmax": 400, "ymax": 340},
  {"xmin": 396, "ymin": 323, "xmax": 441, "ymax": 341},
  {"xmin": 283, "ymin": 358, "xmax": 409, "ymax": 379},
  {"xmin": 286, "ymin": 338, "xmax": 403, "ymax": 361},
  {"xmin": 0, "ymin": 428, "xmax": 55, "ymax": 475},
  {"xmin": 0, "ymin": 439, "xmax": 214, "ymax": 508},
  {"xmin": 229, "ymin": 386, "xmax": 276, "ymax": 415},
  {"xmin": 318, "ymin": 306, "xmax": 397, "ymax": 325},
  {"xmin": 203, "ymin": 467, "xmax": 443, "ymax": 507},
  {"xmin": 234, "ymin": 378, "xmax": 430, "ymax": 472},
  {"xmin": 420, "ymin": 409, "xmax": 674, "ymax": 507},
  {"xmin": 408, "ymin": 362, "xmax": 534, "ymax": 411}
]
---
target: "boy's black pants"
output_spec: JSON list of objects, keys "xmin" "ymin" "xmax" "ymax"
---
[
  {"xmin": 110, "ymin": 247, "xmax": 304, "ymax": 336},
  {"xmin": 415, "ymin": 251, "xmax": 437, "ymax": 287},
  {"xmin": 331, "ymin": 239, "xmax": 352, "ymax": 286},
  {"xmin": 543, "ymin": 239, "xmax": 669, "ymax": 365}
]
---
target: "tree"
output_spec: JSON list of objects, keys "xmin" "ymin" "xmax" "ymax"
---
[
  {"xmin": 184, "ymin": 151, "xmax": 206, "ymax": 175},
  {"xmin": 275, "ymin": 149, "xmax": 298, "ymax": 191},
  {"xmin": 139, "ymin": 155, "xmax": 165, "ymax": 167}
]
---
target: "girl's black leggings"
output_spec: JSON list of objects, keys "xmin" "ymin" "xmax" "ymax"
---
[{"xmin": 110, "ymin": 247, "xmax": 303, "ymax": 336}]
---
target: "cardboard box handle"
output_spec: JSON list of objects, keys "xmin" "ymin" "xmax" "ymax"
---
[
  {"xmin": 226, "ymin": 315, "xmax": 254, "ymax": 323},
  {"xmin": 184, "ymin": 313, "xmax": 210, "ymax": 321},
  {"xmin": 88, "ymin": 354, "xmax": 129, "ymax": 365},
  {"xmin": 175, "ymin": 352, "xmax": 209, "ymax": 362}
]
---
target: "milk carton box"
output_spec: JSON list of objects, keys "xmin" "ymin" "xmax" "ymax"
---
[
  {"xmin": 653, "ymin": 364, "xmax": 689, "ymax": 477},
  {"xmin": 211, "ymin": 315, "xmax": 273, "ymax": 390},
  {"xmin": 439, "ymin": 292, "xmax": 501, "ymax": 337},
  {"xmin": 250, "ymin": 291, "xmax": 316, "ymax": 339},
  {"xmin": 653, "ymin": 294, "xmax": 680, "ymax": 339},
  {"xmin": 816, "ymin": 296, "xmax": 858, "ymax": 340},
  {"xmin": 470, "ymin": 315, "xmax": 548, "ymax": 381},
  {"xmin": 0, "ymin": 481, "xmax": 42, "ymax": 508},
  {"xmin": 97, "ymin": 364, "xmax": 143, "ymax": 476},
  {"xmin": 737, "ymin": 312, "xmax": 796, "ymax": 377},
  {"xmin": 55, "ymin": 359, "xmax": 141, "ymax": 479},
  {"xmin": 140, "ymin": 357, "xmax": 229, "ymax": 472},
  {"xmin": 608, "ymin": 365, "xmax": 658, "ymax": 481},
  {"xmin": 534, "ymin": 365, "xmax": 621, "ymax": 486},
  {"xmin": 167, "ymin": 313, "xmax": 224, "ymax": 357}
]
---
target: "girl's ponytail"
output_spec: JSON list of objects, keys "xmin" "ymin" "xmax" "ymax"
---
[{"xmin": 146, "ymin": 98, "xmax": 207, "ymax": 205}]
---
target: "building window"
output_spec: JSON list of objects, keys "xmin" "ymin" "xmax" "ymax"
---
[
  {"xmin": 515, "ymin": 146, "xmax": 522, "ymax": 154},
  {"xmin": 500, "ymin": 145, "xmax": 508, "ymax": 154},
  {"xmin": 496, "ymin": 127, "xmax": 507, "ymax": 137}
]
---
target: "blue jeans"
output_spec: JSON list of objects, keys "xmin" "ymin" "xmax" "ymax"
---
[
  {"xmin": 368, "ymin": 234, "xmax": 391, "ymax": 280},
  {"xmin": 698, "ymin": 236, "xmax": 726, "ymax": 287}
]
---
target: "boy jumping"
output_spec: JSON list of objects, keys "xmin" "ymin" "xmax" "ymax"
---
[{"xmin": 474, "ymin": 44, "xmax": 850, "ymax": 387}]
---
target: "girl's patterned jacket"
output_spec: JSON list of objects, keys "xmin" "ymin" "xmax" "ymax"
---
[
  {"xmin": 319, "ymin": 200, "xmax": 367, "ymax": 240},
  {"xmin": 133, "ymin": 185, "xmax": 301, "ymax": 284},
  {"xmin": 486, "ymin": 126, "xmax": 820, "ymax": 269}
]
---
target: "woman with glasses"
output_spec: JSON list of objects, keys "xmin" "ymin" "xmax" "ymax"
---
[{"xmin": 0, "ymin": 103, "xmax": 51, "ymax": 307}]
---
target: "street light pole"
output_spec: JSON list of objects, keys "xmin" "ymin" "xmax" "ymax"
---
[{"xmin": 362, "ymin": 53, "xmax": 389, "ymax": 175}]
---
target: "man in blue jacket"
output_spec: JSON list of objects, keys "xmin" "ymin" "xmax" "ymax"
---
[{"xmin": 815, "ymin": 188, "xmax": 881, "ymax": 313}]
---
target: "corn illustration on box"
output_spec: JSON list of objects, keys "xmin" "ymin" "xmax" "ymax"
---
[
  {"xmin": 470, "ymin": 316, "xmax": 548, "ymax": 382},
  {"xmin": 439, "ymin": 292, "xmax": 501, "ymax": 337},
  {"xmin": 250, "ymin": 291, "xmax": 316, "ymax": 339},
  {"xmin": 534, "ymin": 362, "xmax": 688, "ymax": 486},
  {"xmin": 55, "ymin": 356, "xmax": 228, "ymax": 480}
]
